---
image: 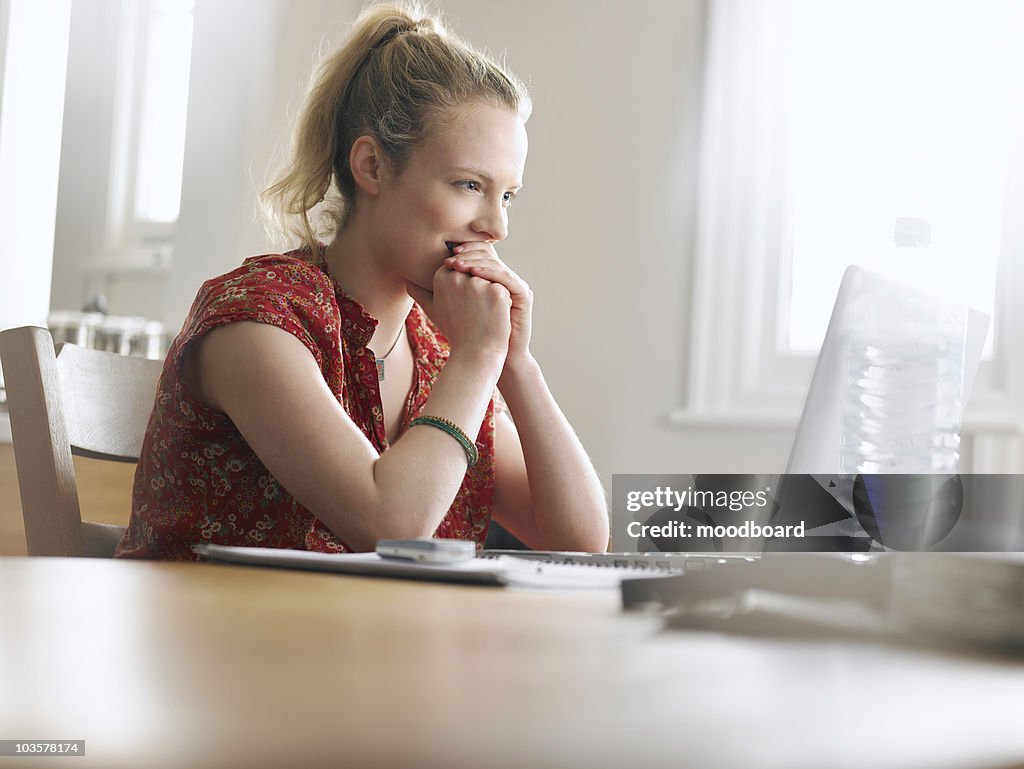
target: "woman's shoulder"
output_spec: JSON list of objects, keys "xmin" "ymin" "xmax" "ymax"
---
[
  {"xmin": 183, "ymin": 247, "xmax": 339, "ymax": 335},
  {"xmin": 176, "ymin": 247, "xmax": 341, "ymax": 372},
  {"xmin": 207, "ymin": 248, "xmax": 331, "ymax": 290},
  {"xmin": 191, "ymin": 248, "xmax": 334, "ymax": 308}
]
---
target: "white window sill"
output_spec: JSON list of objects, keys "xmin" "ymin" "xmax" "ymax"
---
[{"xmin": 669, "ymin": 407, "xmax": 1024, "ymax": 436}]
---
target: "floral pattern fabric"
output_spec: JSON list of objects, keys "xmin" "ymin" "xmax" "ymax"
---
[{"xmin": 114, "ymin": 248, "xmax": 500, "ymax": 560}]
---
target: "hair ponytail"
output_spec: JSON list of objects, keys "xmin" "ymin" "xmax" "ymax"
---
[{"xmin": 262, "ymin": 2, "xmax": 531, "ymax": 254}]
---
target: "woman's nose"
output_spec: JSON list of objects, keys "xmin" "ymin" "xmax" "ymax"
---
[{"xmin": 471, "ymin": 202, "xmax": 508, "ymax": 242}]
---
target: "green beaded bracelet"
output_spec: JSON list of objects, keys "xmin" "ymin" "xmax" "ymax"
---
[{"xmin": 409, "ymin": 415, "xmax": 479, "ymax": 468}]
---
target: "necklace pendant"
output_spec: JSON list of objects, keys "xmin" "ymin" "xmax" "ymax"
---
[{"xmin": 372, "ymin": 324, "xmax": 403, "ymax": 383}]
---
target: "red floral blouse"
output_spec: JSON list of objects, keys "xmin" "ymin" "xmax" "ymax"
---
[{"xmin": 114, "ymin": 248, "xmax": 501, "ymax": 560}]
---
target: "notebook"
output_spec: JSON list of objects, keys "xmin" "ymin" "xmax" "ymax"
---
[{"xmin": 193, "ymin": 543, "xmax": 668, "ymax": 590}]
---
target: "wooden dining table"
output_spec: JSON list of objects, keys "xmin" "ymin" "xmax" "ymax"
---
[{"xmin": 3, "ymin": 555, "xmax": 1024, "ymax": 769}]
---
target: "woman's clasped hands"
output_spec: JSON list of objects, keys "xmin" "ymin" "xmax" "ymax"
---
[{"xmin": 407, "ymin": 242, "xmax": 533, "ymax": 369}]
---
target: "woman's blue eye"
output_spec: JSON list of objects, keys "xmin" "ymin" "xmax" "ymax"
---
[{"xmin": 457, "ymin": 181, "xmax": 515, "ymax": 207}]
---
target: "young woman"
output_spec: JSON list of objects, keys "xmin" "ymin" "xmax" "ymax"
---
[{"xmin": 115, "ymin": 2, "xmax": 608, "ymax": 560}]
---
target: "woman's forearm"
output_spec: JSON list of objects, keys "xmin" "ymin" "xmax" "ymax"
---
[
  {"xmin": 346, "ymin": 349, "xmax": 504, "ymax": 549},
  {"xmin": 498, "ymin": 355, "xmax": 609, "ymax": 552}
]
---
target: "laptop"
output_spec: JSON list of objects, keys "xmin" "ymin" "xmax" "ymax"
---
[
  {"xmin": 773, "ymin": 265, "xmax": 990, "ymax": 547},
  {"xmin": 522, "ymin": 265, "xmax": 991, "ymax": 562},
  {"xmin": 786, "ymin": 264, "xmax": 989, "ymax": 476}
]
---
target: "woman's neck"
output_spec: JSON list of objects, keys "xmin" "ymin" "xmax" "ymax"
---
[{"xmin": 324, "ymin": 223, "xmax": 413, "ymax": 352}]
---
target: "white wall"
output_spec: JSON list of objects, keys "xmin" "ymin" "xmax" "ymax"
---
[
  {"xmin": 50, "ymin": 0, "xmax": 118, "ymax": 316},
  {"xmin": 46, "ymin": 0, "xmax": 796, "ymax": 482}
]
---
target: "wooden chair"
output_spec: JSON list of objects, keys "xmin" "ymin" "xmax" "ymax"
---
[{"xmin": 0, "ymin": 325, "xmax": 162, "ymax": 556}]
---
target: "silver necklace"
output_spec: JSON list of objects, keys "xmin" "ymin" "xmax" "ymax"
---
[{"xmin": 373, "ymin": 325, "xmax": 404, "ymax": 382}]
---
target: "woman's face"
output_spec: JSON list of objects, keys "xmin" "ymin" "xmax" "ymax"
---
[{"xmin": 370, "ymin": 101, "xmax": 528, "ymax": 291}]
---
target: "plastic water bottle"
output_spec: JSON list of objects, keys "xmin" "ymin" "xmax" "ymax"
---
[{"xmin": 840, "ymin": 332, "xmax": 964, "ymax": 474}]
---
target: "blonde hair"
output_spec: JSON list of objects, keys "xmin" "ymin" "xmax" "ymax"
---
[{"xmin": 262, "ymin": 2, "xmax": 532, "ymax": 253}]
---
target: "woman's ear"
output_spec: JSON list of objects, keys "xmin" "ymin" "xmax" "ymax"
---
[{"xmin": 348, "ymin": 135, "xmax": 385, "ymax": 196}]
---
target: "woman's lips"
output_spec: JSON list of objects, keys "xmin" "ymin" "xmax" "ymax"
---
[{"xmin": 445, "ymin": 241, "xmax": 461, "ymax": 256}]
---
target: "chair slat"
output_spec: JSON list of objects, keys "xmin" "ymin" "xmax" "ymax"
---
[{"xmin": 55, "ymin": 343, "xmax": 162, "ymax": 460}]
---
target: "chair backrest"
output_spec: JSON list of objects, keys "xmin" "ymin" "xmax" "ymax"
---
[{"xmin": 0, "ymin": 325, "xmax": 162, "ymax": 556}]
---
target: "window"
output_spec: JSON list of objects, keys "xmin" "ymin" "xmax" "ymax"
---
[
  {"xmin": 133, "ymin": 0, "xmax": 195, "ymax": 225},
  {"xmin": 786, "ymin": 0, "xmax": 1020, "ymax": 359},
  {"xmin": 678, "ymin": 0, "xmax": 1024, "ymax": 460},
  {"xmin": 105, "ymin": 0, "xmax": 195, "ymax": 265}
]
